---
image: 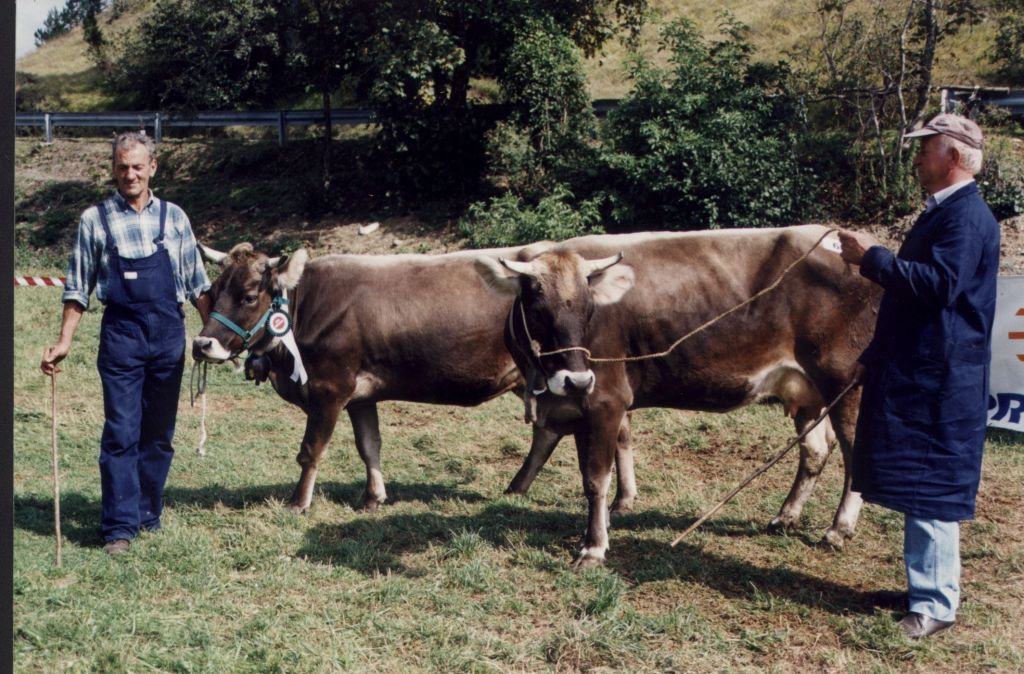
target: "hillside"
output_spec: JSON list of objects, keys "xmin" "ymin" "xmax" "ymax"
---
[
  {"xmin": 14, "ymin": 136, "xmax": 1024, "ymax": 278},
  {"xmin": 15, "ymin": 0, "xmax": 1015, "ymax": 111}
]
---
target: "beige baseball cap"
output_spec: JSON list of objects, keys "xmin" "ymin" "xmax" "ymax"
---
[{"xmin": 903, "ymin": 113, "xmax": 983, "ymax": 149}]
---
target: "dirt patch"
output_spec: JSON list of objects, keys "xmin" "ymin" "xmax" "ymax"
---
[{"xmin": 841, "ymin": 213, "xmax": 1024, "ymax": 276}]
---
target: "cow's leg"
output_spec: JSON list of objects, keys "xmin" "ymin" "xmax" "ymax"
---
[
  {"xmin": 505, "ymin": 424, "xmax": 562, "ymax": 495},
  {"xmin": 348, "ymin": 402, "xmax": 387, "ymax": 512},
  {"xmin": 572, "ymin": 406, "xmax": 623, "ymax": 569},
  {"xmin": 289, "ymin": 397, "xmax": 344, "ymax": 512},
  {"xmin": 610, "ymin": 413, "xmax": 637, "ymax": 514},
  {"xmin": 768, "ymin": 405, "xmax": 834, "ymax": 535},
  {"xmin": 822, "ymin": 391, "xmax": 864, "ymax": 548}
]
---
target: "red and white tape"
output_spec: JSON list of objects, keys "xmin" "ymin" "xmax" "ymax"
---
[{"xmin": 14, "ymin": 276, "xmax": 65, "ymax": 287}]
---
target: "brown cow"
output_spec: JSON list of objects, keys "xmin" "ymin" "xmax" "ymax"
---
[
  {"xmin": 192, "ymin": 243, "xmax": 636, "ymax": 513},
  {"xmin": 475, "ymin": 226, "xmax": 881, "ymax": 567}
]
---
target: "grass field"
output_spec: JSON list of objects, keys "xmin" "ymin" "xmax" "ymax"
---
[{"xmin": 13, "ymin": 276, "xmax": 1024, "ymax": 672}]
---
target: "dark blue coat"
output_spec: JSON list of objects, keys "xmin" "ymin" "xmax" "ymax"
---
[{"xmin": 851, "ymin": 182, "xmax": 1000, "ymax": 521}]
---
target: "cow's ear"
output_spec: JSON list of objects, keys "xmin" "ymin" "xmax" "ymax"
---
[
  {"xmin": 274, "ymin": 248, "xmax": 308, "ymax": 290},
  {"xmin": 474, "ymin": 256, "xmax": 522, "ymax": 297},
  {"xmin": 589, "ymin": 263, "xmax": 634, "ymax": 306}
]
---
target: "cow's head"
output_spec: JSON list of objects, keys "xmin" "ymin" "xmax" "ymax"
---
[
  {"xmin": 192, "ymin": 243, "xmax": 308, "ymax": 362},
  {"xmin": 475, "ymin": 250, "xmax": 634, "ymax": 397}
]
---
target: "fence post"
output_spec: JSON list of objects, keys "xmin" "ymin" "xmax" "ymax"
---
[
  {"xmin": 278, "ymin": 111, "xmax": 286, "ymax": 146},
  {"xmin": 44, "ymin": 113, "xmax": 52, "ymax": 144},
  {"xmin": 154, "ymin": 113, "xmax": 162, "ymax": 143}
]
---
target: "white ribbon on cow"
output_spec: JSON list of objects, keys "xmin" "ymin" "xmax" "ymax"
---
[{"xmin": 278, "ymin": 289, "xmax": 309, "ymax": 385}]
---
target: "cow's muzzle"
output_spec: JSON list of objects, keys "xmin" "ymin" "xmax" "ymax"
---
[
  {"xmin": 547, "ymin": 369, "xmax": 596, "ymax": 397},
  {"xmin": 192, "ymin": 336, "xmax": 233, "ymax": 363}
]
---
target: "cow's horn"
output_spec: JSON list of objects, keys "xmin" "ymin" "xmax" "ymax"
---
[
  {"xmin": 581, "ymin": 253, "xmax": 624, "ymax": 278},
  {"xmin": 499, "ymin": 258, "xmax": 539, "ymax": 278},
  {"xmin": 266, "ymin": 256, "xmax": 282, "ymax": 269},
  {"xmin": 199, "ymin": 244, "xmax": 229, "ymax": 265}
]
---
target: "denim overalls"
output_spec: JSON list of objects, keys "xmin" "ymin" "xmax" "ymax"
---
[{"xmin": 96, "ymin": 199, "xmax": 186, "ymax": 543}]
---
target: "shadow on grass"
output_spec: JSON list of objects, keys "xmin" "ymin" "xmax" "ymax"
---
[
  {"xmin": 15, "ymin": 492, "xmax": 102, "ymax": 546},
  {"xmin": 298, "ymin": 500, "xmax": 885, "ymax": 616},
  {"xmin": 13, "ymin": 479, "xmax": 486, "ymax": 545}
]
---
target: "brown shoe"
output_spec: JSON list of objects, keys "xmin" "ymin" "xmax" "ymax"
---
[
  {"xmin": 103, "ymin": 539, "xmax": 131, "ymax": 556},
  {"xmin": 899, "ymin": 611, "xmax": 954, "ymax": 639}
]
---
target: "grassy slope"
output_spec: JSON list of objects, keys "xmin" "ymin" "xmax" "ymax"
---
[{"xmin": 15, "ymin": 0, "xmax": 1010, "ymax": 109}]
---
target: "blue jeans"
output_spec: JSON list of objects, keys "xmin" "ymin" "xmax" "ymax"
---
[{"xmin": 905, "ymin": 515, "xmax": 960, "ymax": 622}]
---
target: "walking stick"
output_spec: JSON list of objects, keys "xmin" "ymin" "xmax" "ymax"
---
[
  {"xmin": 49, "ymin": 370, "xmax": 62, "ymax": 568},
  {"xmin": 670, "ymin": 380, "xmax": 858, "ymax": 547}
]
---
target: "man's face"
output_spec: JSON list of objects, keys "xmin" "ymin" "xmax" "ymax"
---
[
  {"xmin": 112, "ymin": 143, "xmax": 156, "ymax": 201},
  {"xmin": 911, "ymin": 135, "xmax": 954, "ymax": 195}
]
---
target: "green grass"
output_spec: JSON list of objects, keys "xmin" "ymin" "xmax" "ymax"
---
[{"xmin": 14, "ymin": 280, "xmax": 1024, "ymax": 672}]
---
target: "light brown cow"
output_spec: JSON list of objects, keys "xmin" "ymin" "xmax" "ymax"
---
[
  {"xmin": 476, "ymin": 226, "xmax": 881, "ymax": 567},
  {"xmin": 192, "ymin": 243, "xmax": 636, "ymax": 512}
]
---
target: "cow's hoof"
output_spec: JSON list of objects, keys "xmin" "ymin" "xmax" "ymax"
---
[
  {"xmin": 571, "ymin": 553, "xmax": 605, "ymax": 571},
  {"xmin": 359, "ymin": 499, "xmax": 383, "ymax": 513},
  {"xmin": 286, "ymin": 502, "xmax": 310, "ymax": 514},
  {"xmin": 820, "ymin": 529, "xmax": 847, "ymax": 550},
  {"xmin": 610, "ymin": 497, "xmax": 635, "ymax": 515},
  {"xmin": 504, "ymin": 486, "xmax": 528, "ymax": 497},
  {"xmin": 766, "ymin": 517, "xmax": 796, "ymax": 535}
]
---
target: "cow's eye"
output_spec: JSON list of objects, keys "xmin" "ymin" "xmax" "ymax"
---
[{"xmin": 243, "ymin": 294, "xmax": 259, "ymax": 306}]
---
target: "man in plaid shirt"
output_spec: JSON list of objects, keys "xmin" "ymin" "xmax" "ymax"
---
[{"xmin": 41, "ymin": 131, "xmax": 212, "ymax": 556}]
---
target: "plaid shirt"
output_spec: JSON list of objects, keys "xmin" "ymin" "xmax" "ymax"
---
[{"xmin": 62, "ymin": 191, "xmax": 211, "ymax": 309}]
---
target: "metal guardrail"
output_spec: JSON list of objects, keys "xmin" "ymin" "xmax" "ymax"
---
[
  {"xmin": 15, "ymin": 101, "xmax": 623, "ymax": 145},
  {"xmin": 15, "ymin": 109, "xmax": 380, "ymax": 145},
  {"xmin": 941, "ymin": 87, "xmax": 1024, "ymax": 119}
]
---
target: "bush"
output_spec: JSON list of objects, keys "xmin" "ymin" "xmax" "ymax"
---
[
  {"xmin": 979, "ymin": 136, "xmax": 1024, "ymax": 219},
  {"xmin": 591, "ymin": 16, "xmax": 813, "ymax": 230},
  {"xmin": 991, "ymin": 12, "xmax": 1024, "ymax": 83},
  {"xmin": 802, "ymin": 131, "xmax": 920, "ymax": 222},
  {"xmin": 458, "ymin": 185, "xmax": 603, "ymax": 248}
]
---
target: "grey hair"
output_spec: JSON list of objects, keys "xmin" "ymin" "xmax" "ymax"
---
[
  {"xmin": 111, "ymin": 131, "xmax": 157, "ymax": 163},
  {"xmin": 938, "ymin": 134, "xmax": 983, "ymax": 175}
]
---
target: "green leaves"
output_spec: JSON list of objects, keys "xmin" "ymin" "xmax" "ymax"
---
[{"xmin": 596, "ymin": 16, "xmax": 812, "ymax": 230}]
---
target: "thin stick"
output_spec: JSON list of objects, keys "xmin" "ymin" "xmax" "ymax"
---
[
  {"xmin": 670, "ymin": 380, "xmax": 858, "ymax": 547},
  {"xmin": 50, "ymin": 371, "xmax": 62, "ymax": 568}
]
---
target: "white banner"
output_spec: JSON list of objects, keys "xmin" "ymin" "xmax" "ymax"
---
[{"xmin": 988, "ymin": 276, "xmax": 1024, "ymax": 432}]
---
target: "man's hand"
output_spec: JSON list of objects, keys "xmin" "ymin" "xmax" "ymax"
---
[
  {"xmin": 837, "ymin": 229, "xmax": 880, "ymax": 265},
  {"xmin": 41, "ymin": 341, "xmax": 70, "ymax": 376},
  {"xmin": 41, "ymin": 302, "xmax": 85, "ymax": 376}
]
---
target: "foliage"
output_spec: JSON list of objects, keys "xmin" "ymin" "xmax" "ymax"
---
[
  {"xmin": 979, "ymin": 136, "xmax": 1024, "ymax": 219},
  {"xmin": 790, "ymin": 0, "xmax": 984, "ymax": 222},
  {"xmin": 589, "ymin": 16, "xmax": 812, "ymax": 230},
  {"xmin": 105, "ymin": 0, "xmax": 293, "ymax": 110},
  {"xmin": 34, "ymin": 0, "xmax": 108, "ymax": 46},
  {"xmin": 356, "ymin": 1, "xmax": 642, "ymax": 201},
  {"xmin": 458, "ymin": 185, "xmax": 603, "ymax": 247},
  {"xmin": 991, "ymin": 1, "xmax": 1024, "ymax": 84},
  {"xmin": 479, "ymin": 18, "xmax": 596, "ymax": 202}
]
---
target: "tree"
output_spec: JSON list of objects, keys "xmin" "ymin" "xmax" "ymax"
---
[
  {"xmin": 107, "ymin": 0, "xmax": 294, "ymax": 110},
  {"xmin": 34, "ymin": 0, "xmax": 107, "ymax": 46},
  {"xmin": 792, "ymin": 0, "xmax": 982, "ymax": 219},
  {"xmin": 991, "ymin": 0, "xmax": 1024, "ymax": 83}
]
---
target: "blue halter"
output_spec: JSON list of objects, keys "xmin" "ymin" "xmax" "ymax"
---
[{"xmin": 210, "ymin": 295, "xmax": 288, "ymax": 354}]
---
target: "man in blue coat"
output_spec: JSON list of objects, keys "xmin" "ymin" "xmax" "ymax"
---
[{"xmin": 838, "ymin": 113, "xmax": 1000, "ymax": 639}]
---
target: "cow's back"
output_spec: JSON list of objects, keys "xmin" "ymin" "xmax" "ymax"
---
[
  {"xmin": 288, "ymin": 249, "xmax": 529, "ymax": 405},
  {"xmin": 557, "ymin": 226, "xmax": 879, "ymax": 410}
]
